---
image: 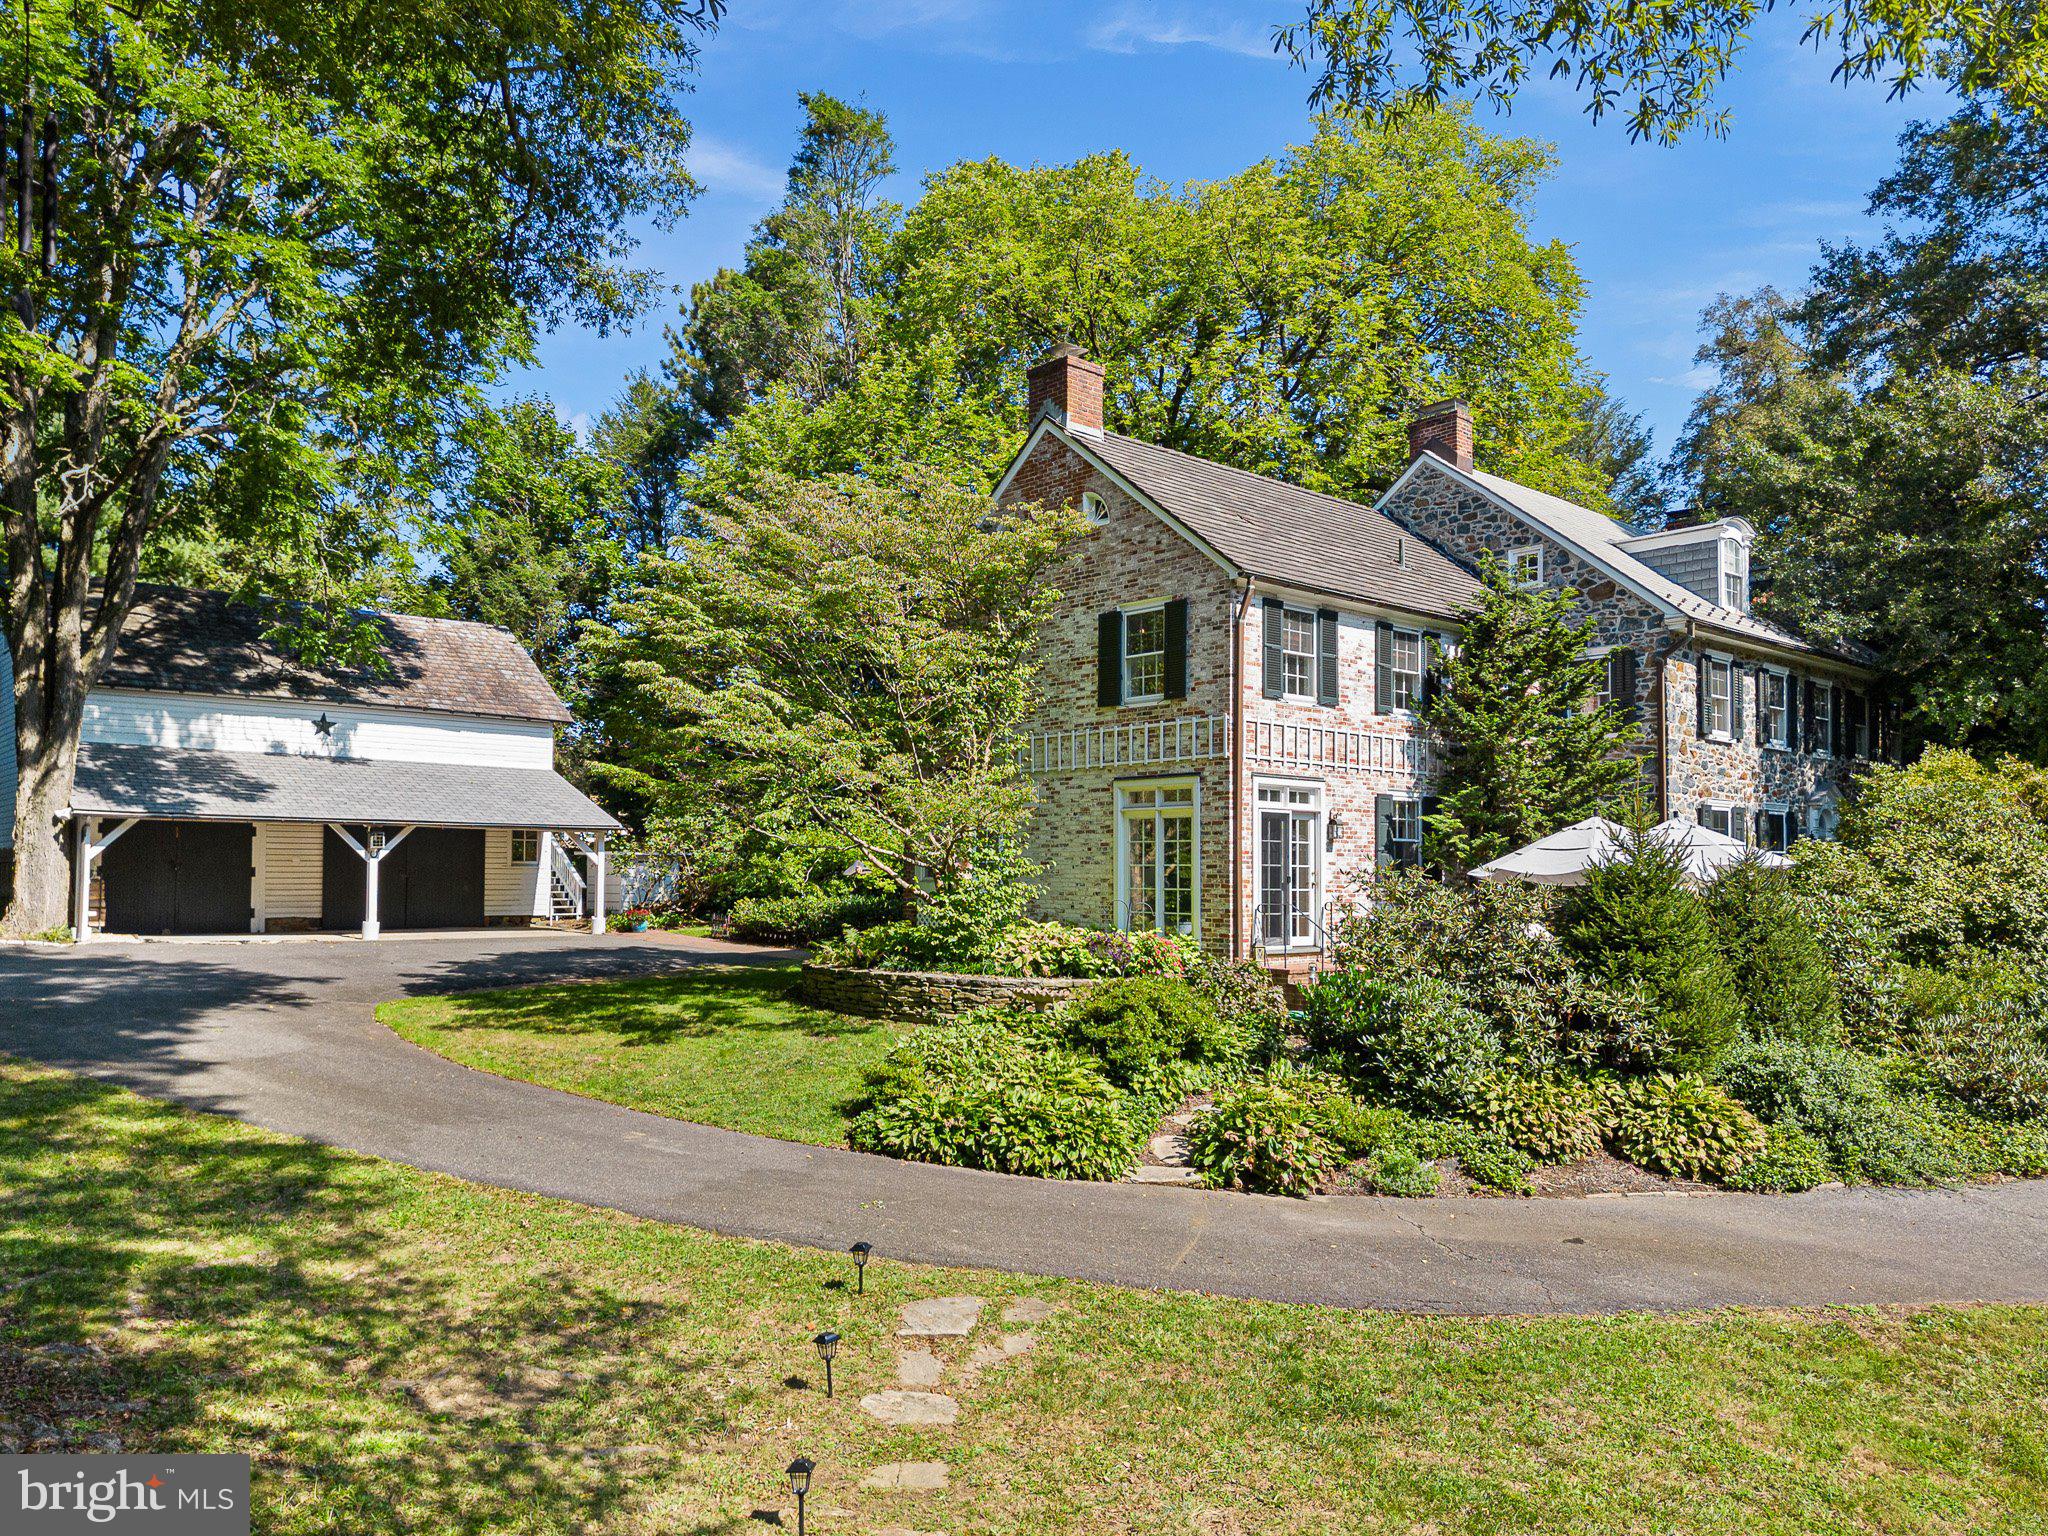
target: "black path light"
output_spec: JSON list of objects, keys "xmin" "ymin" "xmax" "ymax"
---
[
  {"xmin": 814, "ymin": 1330, "xmax": 840, "ymax": 1398},
  {"xmin": 849, "ymin": 1240, "xmax": 872, "ymax": 1294},
  {"xmin": 786, "ymin": 1456, "xmax": 815, "ymax": 1536}
]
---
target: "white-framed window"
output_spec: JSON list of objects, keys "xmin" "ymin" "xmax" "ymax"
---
[
  {"xmin": 1848, "ymin": 691, "xmax": 1869, "ymax": 759},
  {"xmin": 1812, "ymin": 681, "xmax": 1834, "ymax": 758},
  {"xmin": 1117, "ymin": 778, "xmax": 1198, "ymax": 937},
  {"xmin": 1121, "ymin": 604, "xmax": 1166, "ymax": 704},
  {"xmin": 1280, "ymin": 607, "xmax": 1318, "ymax": 697},
  {"xmin": 510, "ymin": 829, "xmax": 540, "ymax": 864},
  {"xmin": 1380, "ymin": 626, "xmax": 1425, "ymax": 712},
  {"xmin": 1380, "ymin": 794, "xmax": 1424, "ymax": 869},
  {"xmin": 1702, "ymin": 654, "xmax": 1735, "ymax": 740},
  {"xmin": 1507, "ymin": 546, "xmax": 1544, "ymax": 589},
  {"xmin": 1760, "ymin": 804, "xmax": 1793, "ymax": 853},
  {"xmin": 1762, "ymin": 668, "xmax": 1790, "ymax": 749},
  {"xmin": 1256, "ymin": 780, "xmax": 1322, "ymax": 949},
  {"xmin": 1080, "ymin": 490, "xmax": 1109, "ymax": 526},
  {"xmin": 1698, "ymin": 802, "xmax": 1737, "ymax": 838},
  {"xmin": 1806, "ymin": 795, "xmax": 1839, "ymax": 841}
]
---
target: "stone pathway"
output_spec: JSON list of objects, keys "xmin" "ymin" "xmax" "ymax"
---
[
  {"xmin": 1127, "ymin": 1098, "xmax": 1205, "ymax": 1186},
  {"xmin": 852, "ymin": 1293, "xmax": 1059, "ymax": 1502}
]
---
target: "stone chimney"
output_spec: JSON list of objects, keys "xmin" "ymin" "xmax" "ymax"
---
[
  {"xmin": 1026, "ymin": 344, "xmax": 1105, "ymax": 435},
  {"xmin": 1407, "ymin": 400, "xmax": 1474, "ymax": 473}
]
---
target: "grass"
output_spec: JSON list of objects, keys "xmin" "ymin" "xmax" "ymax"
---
[
  {"xmin": 4, "ymin": 1055, "xmax": 2048, "ymax": 1534},
  {"xmin": 379, "ymin": 965, "xmax": 898, "ymax": 1144}
]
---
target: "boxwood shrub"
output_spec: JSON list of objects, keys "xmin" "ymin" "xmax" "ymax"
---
[{"xmin": 1062, "ymin": 977, "xmax": 1233, "ymax": 1087}]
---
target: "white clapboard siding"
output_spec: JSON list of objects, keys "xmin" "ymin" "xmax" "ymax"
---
[
  {"xmin": 0, "ymin": 637, "xmax": 14, "ymax": 848},
  {"xmin": 253, "ymin": 822, "xmax": 324, "ymax": 928},
  {"xmin": 483, "ymin": 827, "xmax": 543, "ymax": 918},
  {"xmin": 81, "ymin": 688, "xmax": 555, "ymax": 769}
]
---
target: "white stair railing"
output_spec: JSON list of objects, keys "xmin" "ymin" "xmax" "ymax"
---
[{"xmin": 550, "ymin": 839, "xmax": 587, "ymax": 918}]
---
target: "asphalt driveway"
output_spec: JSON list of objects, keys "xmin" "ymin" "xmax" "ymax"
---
[{"xmin": 4, "ymin": 931, "xmax": 2046, "ymax": 1315}]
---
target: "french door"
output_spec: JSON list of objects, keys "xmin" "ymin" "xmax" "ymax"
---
[
  {"xmin": 1257, "ymin": 783, "xmax": 1321, "ymax": 949},
  {"xmin": 1118, "ymin": 780, "xmax": 1197, "ymax": 937}
]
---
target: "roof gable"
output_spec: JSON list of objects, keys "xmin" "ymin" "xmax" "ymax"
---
[{"xmin": 95, "ymin": 585, "xmax": 572, "ymax": 724}]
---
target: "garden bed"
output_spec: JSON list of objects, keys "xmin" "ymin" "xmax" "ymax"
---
[{"xmin": 794, "ymin": 961, "xmax": 1093, "ymax": 1023}]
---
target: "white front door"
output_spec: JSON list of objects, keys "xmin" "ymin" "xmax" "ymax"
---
[{"xmin": 1257, "ymin": 783, "xmax": 1321, "ymax": 949}]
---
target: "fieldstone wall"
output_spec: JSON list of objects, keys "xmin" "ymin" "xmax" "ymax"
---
[{"xmin": 797, "ymin": 962, "xmax": 1095, "ymax": 1023}]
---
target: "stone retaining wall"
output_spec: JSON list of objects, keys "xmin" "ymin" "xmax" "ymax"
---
[{"xmin": 796, "ymin": 962, "xmax": 1094, "ymax": 1023}]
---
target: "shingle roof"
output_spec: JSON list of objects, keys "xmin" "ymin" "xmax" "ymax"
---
[
  {"xmin": 71, "ymin": 743, "xmax": 619, "ymax": 830},
  {"xmin": 96, "ymin": 584, "xmax": 572, "ymax": 724},
  {"xmin": 1083, "ymin": 431, "xmax": 1485, "ymax": 621},
  {"xmin": 1460, "ymin": 466, "xmax": 1877, "ymax": 666}
]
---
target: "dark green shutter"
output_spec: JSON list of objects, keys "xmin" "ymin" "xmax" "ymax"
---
[
  {"xmin": 1731, "ymin": 663, "xmax": 1746, "ymax": 739},
  {"xmin": 1756, "ymin": 670, "xmax": 1769, "ymax": 745},
  {"xmin": 1262, "ymin": 599, "xmax": 1285, "ymax": 700},
  {"xmin": 1419, "ymin": 634, "xmax": 1439, "ymax": 707},
  {"xmin": 1696, "ymin": 655, "xmax": 1709, "ymax": 738},
  {"xmin": 1831, "ymin": 684, "xmax": 1847, "ymax": 757},
  {"xmin": 1803, "ymin": 677, "xmax": 1818, "ymax": 749},
  {"xmin": 1163, "ymin": 599, "xmax": 1188, "ymax": 701},
  {"xmin": 1373, "ymin": 621, "xmax": 1393, "ymax": 714},
  {"xmin": 1611, "ymin": 648, "xmax": 1638, "ymax": 722},
  {"xmin": 1096, "ymin": 611, "xmax": 1121, "ymax": 708},
  {"xmin": 1374, "ymin": 794, "xmax": 1394, "ymax": 867},
  {"xmin": 1316, "ymin": 608, "xmax": 1339, "ymax": 707}
]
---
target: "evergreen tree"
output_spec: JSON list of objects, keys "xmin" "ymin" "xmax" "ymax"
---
[
  {"xmin": 1703, "ymin": 861, "xmax": 1843, "ymax": 1046},
  {"xmin": 1422, "ymin": 560, "xmax": 1641, "ymax": 869},
  {"xmin": 1557, "ymin": 829, "xmax": 1745, "ymax": 1073}
]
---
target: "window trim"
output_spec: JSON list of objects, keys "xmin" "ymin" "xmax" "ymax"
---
[
  {"xmin": 1380, "ymin": 623, "xmax": 1427, "ymax": 715},
  {"xmin": 1254, "ymin": 775, "xmax": 1324, "ymax": 952},
  {"xmin": 510, "ymin": 829, "xmax": 541, "ymax": 865},
  {"xmin": 1760, "ymin": 801, "xmax": 1792, "ymax": 854},
  {"xmin": 1506, "ymin": 545, "xmax": 1544, "ymax": 590},
  {"xmin": 1702, "ymin": 652, "xmax": 1736, "ymax": 742},
  {"xmin": 1079, "ymin": 490, "xmax": 1109, "ymax": 526},
  {"xmin": 1812, "ymin": 680, "xmax": 1834, "ymax": 760},
  {"xmin": 1274, "ymin": 603, "xmax": 1320, "ymax": 700},
  {"xmin": 1697, "ymin": 800, "xmax": 1740, "ymax": 839},
  {"xmin": 1379, "ymin": 791, "xmax": 1426, "ymax": 870},
  {"xmin": 1114, "ymin": 774, "xmax": 1201, "ymax": 939},
  {"xmin": 1761, "ymin": 665, "xmax": 1791, "ymax": 750},
  {"xmin": 1118, "ymin": 600, "xmax": 1168, "ymax": 707}
]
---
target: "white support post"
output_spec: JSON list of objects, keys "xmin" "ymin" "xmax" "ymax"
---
[
  {"xmin": 362, "ymin": 848, "xmax": 381, "ymax": 941},
  {"xmin": 72, "ymin": 818, "xmax": 94, "ymax": 942},
  {"xmin": 591, "ymin": 833, "xmax": 607, "ymax": 936}
]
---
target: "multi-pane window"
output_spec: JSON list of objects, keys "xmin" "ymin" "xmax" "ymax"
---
[
  {"xmin": 1698, "ymin": 803, "xmax": 1735, "ymax": 838},
  {"xmin": 1813, "ymin": 683, "xmax": 1834, "ymax": 757},
  {"xmin": 1763, "ymin": 669, "xmax": 1790, "ymax": 748},
  {"xmin": 1383, "ymin": 796, "xmax": 1423, "ymax": 869},
  {"xmin": 511, "ymin": 829, "xmax": 540, "ymax": 864},
  {"xmin": 1703, "ymin": 656, "xmax": 1734, "ymax": 738},
  {"xmin": 1281, "ymin": 608, "xmax": 1317, "ymax": 698},
  {"xmin": 1849, "ymin": 692, "xmax": 1869, "ymax": 758},
  {"xmin": 1122, "ymin": 607, "xmax": 1166, "ymax": 702},
  {"xmin": 1507, "ymin": 547, "xmax": 1543, "ymax": 589},
  {"xmin": 1119, "ymin": 781, "xmax": 1196, "ymax": 937},
  {"xmin": 1383, "ymin": 627, "xmax": 1424, "ymax": 711},
  {"xmin": 1257, "ymin": 783, "xmax": 1321, "ymax": 948},
  {"xmin": 1760, "ymin": 806, "xmax": 1793, "ymax": 853}
]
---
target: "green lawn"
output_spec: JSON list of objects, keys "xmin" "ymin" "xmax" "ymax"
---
[
  {"xmin": 380, "ymin": 965, "xmax": 897, "ymax": 1144},
  {"xmin": 4, "ymin": 1056, "xmax": 2047, "ymax": 1534}
]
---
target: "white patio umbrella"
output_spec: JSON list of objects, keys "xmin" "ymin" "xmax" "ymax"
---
[{"xmin": 1471, "ymin": 814, "xmax": 1789, "ymax": 888}]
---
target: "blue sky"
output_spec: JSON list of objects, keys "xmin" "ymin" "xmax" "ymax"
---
[{"xmin": 519, "ymin": 1, "xmax": 1952, "ymax": 464}]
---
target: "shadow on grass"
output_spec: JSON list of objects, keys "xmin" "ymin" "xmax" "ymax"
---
[
  {"xmin": 404, "ymin": 966, "xmax": 890, "ymax": 1050},
  {"xmin": 0, "ymin": 1064, "xmax": 750, "ymax": 1534}
]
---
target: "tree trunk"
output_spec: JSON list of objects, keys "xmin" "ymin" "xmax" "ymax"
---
[{"xmin": 5, "ymin": 737, "xmax": 78, "ymax": 936}]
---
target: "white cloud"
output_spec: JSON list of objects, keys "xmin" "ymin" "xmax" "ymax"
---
[
  {"xmin": 688, "ymin": 135, "xmax": 785, "ymax": 202},
  {"xmin": 1647, "ymin": 364, "xmax": 1719, "ymax": 390},
  {"xmin": 1733, "ymin": 198, "xmax": 1864, "ymax": 228},
  {"xmin": 1087, "ymin": 3, "xmax": 1277, "ymax": 60},
  {"xmin": 555, "ymin": 405, "xmax": 595, "ymax": 444}
]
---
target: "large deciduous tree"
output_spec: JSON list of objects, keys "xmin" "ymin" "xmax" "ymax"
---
[
  {"xmin": 1672, "ymin": 97, "xmax": 2048, "ymax": 758},
  {"xmin": 1422, "ymin": 560, "xmax": 1642, "ymax": 868},
  {"xmin": 583, "ymin": 476, "xmax": 1084, "ymax": 901},
  {"xmin": 1282, "ymin": 0, "xmax": 2048, "ymax": 144},
  {"xmin": 0, "ymin": 0, "xmax": 721, "ymax": 932}
]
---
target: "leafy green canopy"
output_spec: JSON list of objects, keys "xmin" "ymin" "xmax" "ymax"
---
[
  {"xmin": 662, "ymin": 102, "xmax": 1621, "ymax": 514},
  {"xmin": 1422, "ymin": 559, "xmax": 1641, "ymax": 868},
  {"xmin": 1282, "ymin": 0, "xmax": 2048, "ymax": 144},
  {"xmin": 579, "ymin": 475, "xmax": 1086, "ymax": 899},
  {"xmin": 1673, "ymin": 97, "xmax": 2048, "ymax": 757},
  {"xmin": 1, "ymin": 0, "xmax": 722, "ymax": 930}
]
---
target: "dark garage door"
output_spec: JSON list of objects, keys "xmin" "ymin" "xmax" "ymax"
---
[
  {"xmin": 100, "ymin": 820, "xmax": 254, "ymax": 935},
  {"xmin": 321, "ymin": 826, "xmax": 485, "ymax": 930}
]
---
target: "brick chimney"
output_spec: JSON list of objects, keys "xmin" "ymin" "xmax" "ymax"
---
[
  {"xmin": 1026, "ymin": 344, "xmax": 1105, "ymax": 435},
  {"xmin": 1408, "ymin": 400, "xmax": 1474, "ymax": 473}
]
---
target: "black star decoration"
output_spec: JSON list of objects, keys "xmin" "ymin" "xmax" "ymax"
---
[{"xmin": 312, "ymin": 712, "xmax": 335, "ymax": 737}]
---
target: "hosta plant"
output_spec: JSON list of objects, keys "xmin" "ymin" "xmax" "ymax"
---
[{"xmin": 1596, "ymin": 1073, "xmax": 1767, "ymax": 1183}]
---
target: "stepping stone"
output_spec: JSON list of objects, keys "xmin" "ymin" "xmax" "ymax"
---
[
  {"xmin": 1000, "ymin": 1298, "xmax": 1055, "ymax": 1326},
  {"xmin": 895, "ymin": 1351, "xmax": 944, "ymax": 1388},
  {"xmin": 1146, "ymin": 1131, "xmax": 1190, "ymax": 1162},
  {"xmin": 862, "ymin": 1462, "xmax": 949, "ymax": 1492},
  {"xmin": 965, "ymin": 1332, "xmax": 1035, "ymax": 1375},
  {"xmin": 859, "ymin": 1390, "xmax": 958, "ymax": 1427},
  {"xmin": 1128, "ymin": 1165, "xmax": 1200, "ymax": 1185},
  {"xmin": 897, "ymin": 1296, "xmax": 983, "ymax": 1338}
]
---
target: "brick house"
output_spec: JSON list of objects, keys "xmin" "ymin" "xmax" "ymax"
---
[{"xmin": 996, "ymin": 346, "xmax": 1888, "ymax": 963}]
